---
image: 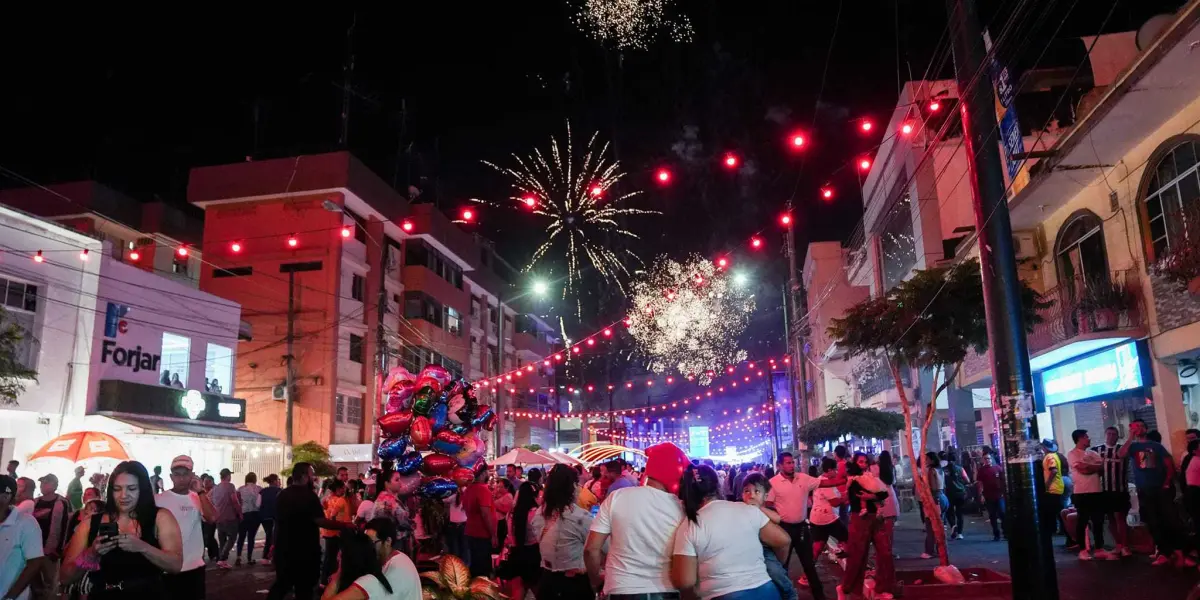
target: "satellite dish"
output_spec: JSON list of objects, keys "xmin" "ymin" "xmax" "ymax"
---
[{"xmin": 1136, "ymin": 14, "xmax": 1174, "ymax": 51}]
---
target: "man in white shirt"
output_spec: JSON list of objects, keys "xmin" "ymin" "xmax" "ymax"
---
[
  {"xmin": 1067, "ymin": 430, "xmax": 1113, "ymax": 561},
  {"xmin": 767, "ymin": 452, "xmax": 840, "ymax": 600},
  {"xmin": 157, "ymin": 455, "xmax": 218, "ymax": 600},
  {"xmin": 0, "ymin": 475, "xmax": 44, "ymax": 600},
  {"xmin": 13, "ymin": 479, "xmax": 34, "ymax": 516},
  {"xmin": 585, "ymin": 443, "xmax": 689, "ymax": 599}
]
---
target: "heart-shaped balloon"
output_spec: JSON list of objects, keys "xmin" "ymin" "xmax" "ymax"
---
[
  {"xmin": 420, "ymin": 453, "xmax": 457, "ymax": 476},
  {"xmin": 450, "ymin": 467, "xmax": 474, "ymax": 487},
  {"xmin": 385, "ymin": 380, "xmax": 416, "ymax": 414},
  {"xmin": 455, "ymin": 435, "xmax": 478, "ymax": 462},
  {"xmin": 410, "ymin": 416, "xmax": 433, "ymax": 449},
  {"xmin": 414, "ymin": 376, "xmax": 442, "ymax": 395},
  {"xmin": 377, "ymin": 436, "xmax": 409, "ymax": 460},
  {"xmin": 450, "ymin": 423, "xmax": 471, "ymax": 436},
  {"xmin": 431, "ymin": 430, "xmax": 466, "ymax": 455},
  {"xmin": 395, "ymin": 451, "xmax": 423, "ymax": 475},
  {"xmin": 393, "ymin": 473, "xmax": 421, "ymax": 496},
  {"xmin": 411, "ymin": 387, "xmax": 437, "ymax": 416},
  {"xmin": 379, "ymin": 411, "xmax": 414, "ymax": 437},
  {"xmin": 430, "ymin": 401, "xmax": 449, "ymax": 432},
  {"xmin": 471, "ymin": 405, "xmax": 496, "ymax": 431},
  {"xmin": 419, "ymin": 477, "xmax": 458, "ymax": 500},
  {"xmin": 419, "ymin": 365, "xmax": 453, "ymax": 390},
  {"xmin": 447, "ymin": 394, "xmax": 467, "ymax": 424},
  {"xmin": 383, "ymin": 366, "xmax": 416, "ymax": 392}
]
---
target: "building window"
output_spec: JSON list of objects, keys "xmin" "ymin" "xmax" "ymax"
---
[
  {"xmin": 1055, "ymin": 210, "xmax": 1108, "ymax": 289},
  {"xmin": 351, "ymin": 274, "xmax": 366, "ymax": 302},
  {"xmin": 0, "ymin": 276, "xmax": 38, "ymax": 372},
  {"xmin": 470, "ymin": 297, "xmax": 480, "ymax": 317},
  {"xmin": 401, "ymin": 345, "xmax": 462, "ymax": 380},
  {"xmin": 446, "ymin": 307, "xmax": 462, "ymax": 337},
  {"xmin": 349, "ymin": 334, "xmax": 364, "ymax": 363},
  {"xmin": 335, "ymin": 394, "xmax": 363, "ymax": 425},
  {"xmin": 403, "ymin": 240, "xmax": 463, "ymax": 289},
  {"xmin": 880, "ymin": 185, "xmax": 917, "ymax": 290},
  {"xmin": 204, "ymin": 343, "xmax": 233, "ymax": 395},
  {"xmin": 1144, "ymin": 140, "xmax": 1200, "ymax": 258},
  {"xmin": 160, "ymin": 332, "xmax": 191, "ymax": 388},
  {"xmin": 172, "ymin": 252, "xmax": 189, "ymax": 276}
]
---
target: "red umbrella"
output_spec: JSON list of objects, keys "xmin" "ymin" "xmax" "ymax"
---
[{"xmin": 28, "ymin": 431, "xmax": 131, "ymax": 463}]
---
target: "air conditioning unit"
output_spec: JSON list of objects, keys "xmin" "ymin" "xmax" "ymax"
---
[
  {"xmin": 1013, "ymin": 229, "xmax": 1043, "ymax": 259},
  {"xmin": 271, "ymin": 384, "xmax": 289, "ymax": 402}
]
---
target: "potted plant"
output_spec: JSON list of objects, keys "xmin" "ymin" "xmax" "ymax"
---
[
  {"xmin": 1076, "ymin": 278, "xmax": 1137, "ymax": 331},
  {"xmin": 420, "ymin": 554, "xmax": 504, "ymax": 599},
  {"xmin": 1149, "ymin": 205, "xmax": 1200, "ymax": 297}
]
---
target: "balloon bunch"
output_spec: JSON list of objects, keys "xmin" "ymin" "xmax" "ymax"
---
[{"xmin": 376, "ymin": 364, "xmax": 497, "ymax": 500}]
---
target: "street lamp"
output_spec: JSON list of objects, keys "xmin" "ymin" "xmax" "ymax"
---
[{"xmin": 532, "ymin": 279, "xmax": 550, "ymax": 297}]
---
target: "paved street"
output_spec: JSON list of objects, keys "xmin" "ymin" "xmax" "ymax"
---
[{"xmin": 203, "ymin": 510, "xmax": 1200, "ymax": 599}]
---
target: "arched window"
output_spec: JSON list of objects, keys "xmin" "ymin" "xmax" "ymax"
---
[
  {"xmin": 1143, "ymin": 138, "xmax": 1200, "ymax": 258},
  {"xmin": 1055, "ymin": 210, "xmax": 1108, "ymax": 289}
]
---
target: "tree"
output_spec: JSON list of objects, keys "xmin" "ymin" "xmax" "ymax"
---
[
  {"xmin": 796, "ymin": 404, "xmax": 904, "ymax": 446},
  {"xmin": 522, "ymin": 444, "xmax": 543, "ymax": 452},
  {"xmin": 827, "ymin": 259, "xmax": 1048, "ymax": 566},
  {"xmin": 282, "ymin": 441, "xmax": 336, "ymax": 477},
  {"xmin": 0, "ymin": 307, "xmax": 37, "ymax": 407}
]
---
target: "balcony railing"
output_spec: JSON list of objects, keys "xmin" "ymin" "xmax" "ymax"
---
[{"xmin": 1027, "ymin": 269, "xmax": 1146, "ymax": 355}]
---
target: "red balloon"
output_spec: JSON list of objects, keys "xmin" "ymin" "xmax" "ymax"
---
[
  {"xmin": 419, "ymin": 365, "xmax": 453, "ymax": 389},
  {"xmin": 379, "ymin": 411, "xmax": 414, "ymax": 437},
  {"xmin": 420, "ymin": 453, "xmax": 457, "ymax": 476},
  {"xmin": 410, "ymin": 416, "xmax": 433, "ymax": 449},
  {"xmin": 450, "ymin": 467, "xmax": 474, "ymax": 487},
  {"xmin": 384, "ymin": 380, "xmax": 416, "ymax": 414},
  {"xmin": 435, "ymin": 430, "xmax": 466, "ymax": 446},
  {"xmin": 415, "ymin": 376, "xmax": 442, "ymax": 395}
]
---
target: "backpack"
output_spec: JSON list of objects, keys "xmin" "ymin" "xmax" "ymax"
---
[{"xmin": 944, "ymin": 465, "xmax": 968, "ymax": 500}]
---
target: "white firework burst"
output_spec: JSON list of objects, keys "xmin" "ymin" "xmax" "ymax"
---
[
  {"xmin": 575, "ymin": 0, "xmax": 694, "ymax": 51},
  {"xmin": 481, "ymin": 124, "xmax": 658, "ymax": 310},
  {"xmin": 627, "ymin": 254, "xmax": 755, "ymax": 384}
]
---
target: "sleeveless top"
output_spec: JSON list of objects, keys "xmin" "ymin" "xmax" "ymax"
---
[{"xmin": 87, "ymin": 511, "xmax": 166, "ymax": 597}]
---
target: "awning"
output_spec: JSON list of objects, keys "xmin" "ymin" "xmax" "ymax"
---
[{"xmin": 101, "ymin": 415, "xmax": 279, "ymax": 442}]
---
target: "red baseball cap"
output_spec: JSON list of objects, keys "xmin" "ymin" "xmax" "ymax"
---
[{"xmin": 644, "ymin": 443, "xmax": 690, "ymax": 494}]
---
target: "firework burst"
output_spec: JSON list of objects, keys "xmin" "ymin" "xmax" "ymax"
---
[
  {"xmin": 574, "ymin": 0, "xmax": 694, "ymax": 51},
  {"xmin": 627, "ymin": 254, "xmax": 755, "ymax": 384},
  {"xmin": 482, "ymin": 124, "xmax": 658, "ymax": 310}
]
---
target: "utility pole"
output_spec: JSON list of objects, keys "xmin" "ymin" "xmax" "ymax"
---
[
  {"xmin": 339, "ymin": 14, "xmax": 356, "ymax": 148},
  {"xmin": 285, "ymin": 272, "xmax": 296, "ymax": 451},
  {"xmin": 372, "ymin": 232, "xmax": 391, "ymax": 460},
  {"xmin": 944, "ymin": 0, "xmax": 1056, "ymax": 597}
]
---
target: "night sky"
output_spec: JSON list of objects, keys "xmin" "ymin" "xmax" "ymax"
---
[{"xmin": 0, "ymin": 1, "xmax": 1184, "ymax": 369}]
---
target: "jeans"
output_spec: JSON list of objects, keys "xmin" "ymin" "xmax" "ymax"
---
[
  {"xmin": 780, "ymin": 521, "xmax": 824, "ymax": 600},
  {"xmin": 217, "ymin": 520, "xmax": 239, "ymax": 561},
  {"xmin": 535, "ymin": 570, "xmax": 594, "ymax": 600},
  {"xmin": 763, "ymin": 546, "xmax": 798, "ymax": 600},
  {"xmin": 924, "ymin": 491, "xmax": 949, "ymax": 555},
  {"xmin": 445, "ymin": 523, "xmax": 468, "ymax": 567},
  {"xmin": 237, "ymin": 511, "xmax": 261, "ymax": 560},
  {"xmin": 712, "ymin": 582, "xmax": 779, "ymax": 600},
  {"xmin": 945, "ymin": 496, "xmax": 965, "ymax": 535},
  {"xmin": 267, "ymin": 562, "xmax": 318, "ymax": 600},
  {"xmin": 321, "ymin": 536, "xmax": 341, "ymax": 584},
  {"xmin": 985, "ymin": 498, "xmax": 1006, "ymax": 539},
  {"xmin": 1138, "ymin": 487, "xmax": 1184, "ymax": 554},
  {"xmin": 1073, "ymin": 493, "xmax": 1105, "ymax": 550},
  {"xmin": 467, "ymin": 535, "xmax": 493, "ymax": 577},
  {"xmin": 261, "ymin": 518, "xmax": 276, "ymax": 559},
  {"xmin": 841, "ymin": 514, "xmax": 895, "ymax": 597},
  {"xmin": 202, "ymin": 522, "xmax": 220, "ymax": 561}
]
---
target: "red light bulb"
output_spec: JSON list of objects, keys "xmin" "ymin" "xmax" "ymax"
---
[
  {"xmin": 929, "ymin": 100, "xmax": 941, "ymax": 112},
  {"xmin": 780, "ymin": 214, "xmax": 792, "ymax": 226},
  {"xmin": 129, "ymin": 250, "xmax": 140, "ymax": 262},
  {"xmin": 341, "ymin": 226, "xmax": 352, "ymax": 238},
  {"xmin": 901, "ymin": 122, "xmax": 914, "ymax": 135},
  {"xmin": 859, "ymin": 158, "xmax": 872, "ymax": 171},
  {"xmin": 33, "ymin": 251, "xmax": 44, "ymax": 263},
  {"xmin": 401, "ymin": 220, "xmax": 414, "ymax": 233},
  {"xmin": 287, "ymin": 235, "xmax": 299, "ymax": 248},
  {"xmin": 656, "ymin": 169, "xmax": 671, "ymax": 184},
  {"xmin": 750, "ymin": 237, "xmax": 763, "ymax": 250},
  {"xmin": 716, "ymin": 257, "xmax": 729, "ymax": 269},
  {"xmin": 231, "ymin": 241, "xmax": 243, "ymax": 253},
  {"xmin": 461, "ymin": 209, "xmax": 474, "ymax": 222},
  {"xmin": 790, "ymin": 134, "xmax": 805, "ymax": 148},
  {"xmin": 176, "ymin": 246, "xmax": 189, "ymax": 258},
  {"xmin": 586, "ymin": 338, "xmax": 595, "ymax": 346},
  {"xmin": 590, "ymin": 185, "xmax": 604, "ymax": 197},
  {"xmin": 821, "ymin": 187, "xmax": 834, "ymax": 200},
  {"xmin": 602, "ymin": 328, "xmax": 612, "ymax": 337},
  {"xmin": 522, "ymin": 197, "xmax": 537, "ymax": 208},
  {"xmin": 860, "ymin": 120, "xmax": 873, "ymax": 132},
  {"xmin": 723, "ymin": 153, "xmax": 739, "ymax": 168},
  {"xmin": 79, "ymin": 249, "xmax": 89, "ymax": 261}
]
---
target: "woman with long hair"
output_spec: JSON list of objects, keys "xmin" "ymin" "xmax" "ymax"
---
[
  {"xmin": 537, "ymin": 465, "xmax": 594, "ymax": 600},
  {"xmin": 60, "ymin": 461, "xmax": 183, "ymax": 599},
  {"xmin": 493, "ymin": 478, "xmax": 515, "ymax": 553},
  {"xmin": 670, "ymin": 465, "xmax": 790, "ymax": 600},
  {"xmin": 875, "ymin": 451, "xmax": 901, "ymax": 519},
  {"xmin": 321, "ymin": 530, "xmax": 393, "ymax": 600},
  {"xmin": 498, "ymin": 479, "xmax": 543, "ymax": 600},
  {"xmin": 921, "ymin": 451, "xmax": 949, "ymax": 560},
  {"xmin": 839, "ymin": 458, "xmax": 895, "ymax": 599}
]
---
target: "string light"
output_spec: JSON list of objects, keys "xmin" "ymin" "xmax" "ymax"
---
[
  {"xmin": 176, "ymin": 246, "xmax": 189, "ymax": 258},
  {"xmin": 33, "ymin": 251, "xmax": 44, "ymax": 263},
  {"xmin": 779, "ymin": 214, "xmax": 792, "ymax": 227},
  {"xmin": 821, "ymin": 186, "xmax": 834, "ymax": 200},
  {"xmin": 341, "ymin": 226, "xmax": 352, "ymax": 238},
  {"xmin": 859, "ymin": 157, "xmax": 872, "ymax": 171},
  {"xmin": 128, "ymin": 250, "xmax": 140, "ymax": 262},
  {"xmin": 750, "ymin": 237, "xmax": 763, "ymax": 250},
  {"xmin": 460, "ymin": 208, "xmax": 475, "ymax": 222},
  {"xmin": 230, "ymin": 241, "xmax": 243, "ymax": 253},
  {"xmin": 79, "ymin": 249, "xmax": 89, "ymax": 261},
  {"xmin": 723, "ymin": 153, "xmax": 739, "ymax": 169},
  {"xmin": 929, "ymin": 100, "xmax": 941, "ymax": 112},
  {"xmin": 656, "ymin": 168, "xmax": 672, "ymax": 184},
  {"xmin": 790, "ymin": 133, "xmax": 806, "ymax": 148},
  {"xmin": 401, "ymin": 220, "xmax": 414, "ymax": 233},
  {"xmin": 901, "ymin": 122, "xmax": 914, "ymax": 136},
  {"xmin": 286, "ymin": 235, "xmax": 299, "ymax": 248}
]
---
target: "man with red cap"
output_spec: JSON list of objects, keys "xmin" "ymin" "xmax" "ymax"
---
[{"xmin": 585, "ymin": 443, "xmax": 689, "ymax": 600}]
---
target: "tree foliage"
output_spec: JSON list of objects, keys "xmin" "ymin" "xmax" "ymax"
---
[
  {"xmin": 282, "ymin": 441, "xmax": 336, "ymax": 477},
  {"xmin": 0, "ymin": 307, "xmax": 37, "ymax": 407},
  {"xmin": 826, "ymin": 258, "xmax": 1049, "ymax": 566},
  {"xmin": 797, "ymin": 405, "xmax": 905, "ymax": 445}
]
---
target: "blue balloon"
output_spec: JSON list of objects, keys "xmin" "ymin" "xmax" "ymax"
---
[
  {"xmin": 430, "ymin": 401, "xmax": 449, "ymax": 432},
  {"xmin": 471, "ymin": 407, "xmax": 496, "ymax": 431},
  {"xmin": 419, "ymin": 477, "xmax": 457, "ymax": 500},
  {"xmin": 450, "ymin": 424, "xmax": 471, "ymax": 436},
  {"xmin": 377, "ymin": 436, "xmax": 409, "ymax": 460},
  {"xmin": 395, "ymin": 451, "xmax": 423, "ymax": 475},
  {"xmin": 431, "ymin": 439, "xmax": 463, "ymax": 455}
]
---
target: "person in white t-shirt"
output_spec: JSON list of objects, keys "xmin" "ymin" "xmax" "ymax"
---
[
  {"xmin": 1067, "ymin": 429, "xmax": 1113, "ymax": 560},
  {"xmin": 809, "ymin": 458, "xmax": 849, "ymax": 560},
  {"xmin": 585, "ymin": 443, "xmax": 689, "ymax": 598},
  {"xmin": 766, "ymin": 452, "xmax": 840, "ymax": 600},
  {"xmin": 323, "ymin": 518, "xmax": 420, "ymax": 600},
  {"xmin": 157, "ymin": 455, "xmax": 218, "ymax": 600},
  {"xmin": 671, "ymin": 465, "xmax": 790, "ymax": 600}
]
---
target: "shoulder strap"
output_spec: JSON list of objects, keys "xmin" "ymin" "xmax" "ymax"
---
[{"xmin": 86, "ymin": 512, "xmax": 103, "ymax": 545}]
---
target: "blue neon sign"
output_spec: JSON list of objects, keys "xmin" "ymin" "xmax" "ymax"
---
[
  {"xmin": 689, "ymin": 426, "xmax": 710, "ymax": 458},
  {"xmin": 1040, "ymin": 341, "xmax": 1144, "ymax": 407}
]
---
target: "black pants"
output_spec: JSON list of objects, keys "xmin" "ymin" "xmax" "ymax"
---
[
  {"xmin": 780, "ymin": 521, "xmax": 824, "ymax": 600},
  {"xmin": 164, "ymin": 566, "xmax": 205, "ymax": 600},
  {"xmin": 261, "ymin": 519, "xmax": 276, "ymax": 559},
  {"xmin": 536, "ymin": 570, "xmax": 594, "ymax": 600},
  {"xmin": 267, "ymin": 561, "xmax": 319, "ymax": 600},
  {"xmin": 321, "ymin": 536, "xmax": 341, "ymax": 584},
  {"xmin": 467, "ymin": 535, "xmax": 493, "ymax": 577},
  {"xmin": 1139, "ymin": 487, "xmax": 1183, "ymax": 554},
  {"xmin": 985, "ymin": 498, "xmax": 1006, "ymax": 539},
  {"xmin": 201, "ymin": 522, "xmax": 220, "ymax": 561},
  {"xmin": 237, "ymin": 511, "xmax": 261, "ymax": 560},
  {"xmin": 945, "ymin": 496, "xmax": 965, "ymax": 535},
  {"xmin": 1073, "ymin": 493, "xmax": 1105, "ymax": 550},
  {"xmin": 1041, "ymin": 493, "xmax": 1065, "ymax": 543}
]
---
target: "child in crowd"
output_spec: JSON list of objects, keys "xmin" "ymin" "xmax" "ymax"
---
[
  {"xmin": 742, "ymin": 473, "xmax": 799, "ymax": 600},
  {"xmin": 848, "ymin": 464, "xmax": 888, "ymax": 516}
]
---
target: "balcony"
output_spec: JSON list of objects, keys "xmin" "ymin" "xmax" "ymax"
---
[{"xmin": 1027, "ymin": 270, "xmax": 1146, "ymax": 357}]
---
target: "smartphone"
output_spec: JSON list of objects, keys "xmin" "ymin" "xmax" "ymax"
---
[{"xmin": 97, "ymin": 522, "xmax": 119, "ymax": 540}]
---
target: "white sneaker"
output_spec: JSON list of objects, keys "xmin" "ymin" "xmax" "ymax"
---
[
  {"xmin": 955, "ymin": 533, "xmax": 964, "ymax": 540},
  {"xmin": 1078, "ymin": 550, "xmax": 1093, "ymax": 561}
]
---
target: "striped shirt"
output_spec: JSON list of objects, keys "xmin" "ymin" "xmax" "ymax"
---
[{"xmin": 1092, "ymin": 443, "xmax": 1126, "ymax": 493}]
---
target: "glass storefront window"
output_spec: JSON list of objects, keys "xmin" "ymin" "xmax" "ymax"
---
[
  {"xmin": 160, "ymin": 332, "xmax": 190, "ymax": 388},
  {"xmin": 205, "ymin": 343, "xmax": 233, "ymax": 395}
]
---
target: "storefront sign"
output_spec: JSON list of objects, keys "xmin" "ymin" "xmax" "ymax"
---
[
  {"xmin": 688, "ymin": 426, "xmax": 710, "ymax": 458},
  {"xmin": 1039, "ymin": 341, "xmax": 1147, "ymax": 407},
  {"xmin": 100, "ymin": 303, "xmax": 163, "ymax": 375},
  {"xmin": 328, "ymin": 444, "xmax": 374, "ymax": 463},
  {"xmin": 95, "ymin": 379, "xmax": 246, "ymax": 425}
]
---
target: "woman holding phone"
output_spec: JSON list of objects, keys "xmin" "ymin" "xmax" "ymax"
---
[{"xmin": 60, "ymin": 461, "xmax": 183, "ymax": 599}]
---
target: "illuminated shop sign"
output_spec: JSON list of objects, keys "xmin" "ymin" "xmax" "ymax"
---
[
  {"xmin": 689, "ymin": 426, "xmax": 711, "ymax": 458},
  {"xmin": 1039, "ymin": 341, "xmax": 1148, "ymax": 407},
  {"xmin": 95, "ymin": 379, "xmax": 246, "ymax": 425}
]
